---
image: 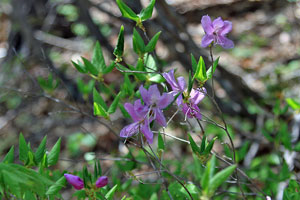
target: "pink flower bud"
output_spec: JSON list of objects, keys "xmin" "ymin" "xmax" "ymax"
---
[
  {"xmin": 95, "ymin": 176, "xmax": 108, "ymax": 188},
  {"xmin": 64, "ymin": 174, "xmax": 84, "ymax": 190}
]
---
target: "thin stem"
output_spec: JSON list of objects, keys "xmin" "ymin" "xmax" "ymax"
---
[{"xmin": 209, "ymin": 45, "xmax": 215, "ymax": 99}]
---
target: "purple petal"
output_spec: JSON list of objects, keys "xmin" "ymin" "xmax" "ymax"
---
[
  {"xmin": 212, "ymin": 17, "xmax": 224, "ymax": 30},
  {"xmin": 218, "ymin": 21, "xmax": 232, "ymax": 36},
  {"xmin": 163, "ymin": 70, "xmax": 178, "ymax": 90},
  {"xmin": 64, "ymin": 174, "xmax": 84, "ymax": 190},
  {"xmin": 190, "ymin": 105, "xmax": 202, "ymax": 120},
  {"xmin": 190, "ymin": 89, "xmax": 205, "ymax": 105},
  {"xmin": 148, "ymin": 85, "xmax": 160, "ymax": 103},
  {"xmin": 176, "ymin": 95, "xmax": 183, "ymax": 107},
  {"xmin": 158, "ymin": 93, "xmax": 173, "ymax": 109},
  {"xmin": 95, "ymin": 176, "xmax": 108, "ymax": 188},
  {"xmin": 133, "ymin": 100, "xmax": 148, "ymax": 118},
  {"xmin": 141, "ymin": 119, "xmax": 153, "ymax": 144},
  {"xmin": 217, "ymin": 35, "xmax": 234, "ymax": 49},
  {"xmin": 154, "ymin": 108, "xmax": 167, "ymax": 127},
  {"xmin": 177, "ymin": 77, "xmax": 186, "ymax": 91},
  {"xmin": 182, "ymin": 103, "xmax": 192, "ymax": 119},
  {"xmin": 124, "ymin": 102, "xmax": 140, "ymax": 121},
  {"xmin": 201, "ymin": 34, "xmax": 214, "ymax": 48},
  {"xmin": 120, "ymin": 122, "xmax": 139, "ymax": 138},
  {"xmin": 201, "ymin": 15, "xmax": 214, "ymax": 35},
  {"xmin": 139, "ymin": 85, "xmax": 151, "ymax": 105}
]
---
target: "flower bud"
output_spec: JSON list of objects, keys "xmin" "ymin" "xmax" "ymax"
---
[
  {"xmin": 95, "ymin": 176, "xmax": 108, "ymax": 188},
  {"xmin": 64, "ymin": 174, "xmax": 84, "ymax": 190}
]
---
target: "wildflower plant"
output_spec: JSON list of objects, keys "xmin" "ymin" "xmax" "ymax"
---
[{"xmin": 1, "ymin": 0, "xmax": 298, "ymax": 199}]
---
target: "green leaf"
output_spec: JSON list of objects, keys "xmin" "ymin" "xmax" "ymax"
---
[
  {"xmin": 187, "ymin": 71, "xmax": 193, "ymax": 94},
  {"xmin": 201, "ymin": 155, "xmax": 216, "ymax": 191},
  {"xmin": 200, "ymin": 136, "xmax": 207, "ymax": 153},
  {"xmin": 194, "ymin": 56, "xmax": 207, "ymax": 83},
  {"xmin": 92, "ymin": 41, "xmax": 106, "ymax": 72},
  {"xmin": 208, "ymin": 164, "xmax": 236, "ymax": 196},
  {"xmin": 35, "ymin": 135, "xmax": 47, "ymax": 163},
  {"xmin": 107, "ymin": 91, "xmax": 122, "ymax": 114},
  {"xmin": 116, "ymin": 0, "xmax": 139, "ymax": 21},
  {"xmin": 133, "ymin": 28, "xmax": 145, "ymax": 55},
  {"xmin": 203, "ymin": 137, "xmax": 217, "ymax": 155},
  {"xmin": 113, "ymin": 25, "xmax": 125, "ymax": 58},
  {"xmin": 46, "ymin": 176, "xmax": 67, "ymax": 195},
  {"xmin": 206, "ymin": 57, "xmax": 220, "ymax": 80},
  {"xmin": 2, "ymin": 146, "xmax": 14, "ymax": 163},
  {"xmin": 105, "ymin": 185, "xmax": 118, "ymax": 200},
  {"xmin": 82, "ymin": 57, "xmax": 99, "ymax": 76},
  {"xmin": 103, "ymin": 61, "xmax": 116, "ymax": 74},
  {"xmin": 139, "ymin": 0, "xmax": 156, "ymax": 21},
  {"xmin": 19, "ymin": 133, "xmax": 29, "ymax": 163},
  {"xmin": 94, "ymin": 102, "xmax": 109, "ymax": 118},
  {"xmin": 119, "ymin": 103, "xmax": 131, "ymax": 118},
  {"xmin": 47, "ymin": 138, "xmax": 61, "ymax": 166},
  {"xmin": 93, "ymin": 88, "xmax": 108, "ymax": 110},
  {"xmin": 158, "ymin": 132, "xmax": 165, "ymax": 151},
  {"xmin": 286, "ymin": 98, "xmax": 300, "ymax": 110},
  {"xmin": 145, "ymin": 31, "xmax": 161, "ymax": 52},
  {"xmin": 188, "ymin": 134, "xmax": 200, "ymax": 155},
  {"xmin": 191, "ymin": 54, "xmax": 197, "ymax": 73},
  {"xmin": 72, "ymin": 60, "xmax": 88, "ymax": 73}
]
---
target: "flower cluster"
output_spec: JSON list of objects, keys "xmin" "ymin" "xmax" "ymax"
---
[
  {"xmin": 163, "ymin": 70, "xmax": 206, "ymax": 120},
  {"xmin": 120, "ymin": 85, "xmax": 173, "ymax": 144},
  {"xmin": 64, "ymin": 174, "xmax": 108, "ymax": 190}
]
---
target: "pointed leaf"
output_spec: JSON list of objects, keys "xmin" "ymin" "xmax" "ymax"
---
[
  {"xmin": 108, "ymin": 91, "xmax": 122, "ymax": 114},
  {"xmin": 133, "ymin": 28, "xmax": 145, "ymax": 54},
  {"xmin": 93, "ymin": 88, "xmax": 108, "ymax": 110},
  {"xmin": 82, "ymin": 57, "xmax": 99, "ymax": 76},
  {"xmin": 158, "ymin": 132, "xmax": 165, "ymax": 151},
  {"xmin": 208, "ymin": 164, "xmax": 236, "ymax": 195},
  {"xmin": 203, "ymin": 137, "xmax": 217, "ymax": 155},
  {"xmin": 201, "ymin": 155, "xmax": 216, "ymax": 191},
  {"xmin": 187, "ymin": 71, "xmax": 193, "ymax": 94},
  {"xmin": 92, "ymin": 42, "xmax": 106, "ymax": 72},
  {"xmin": 103, "ymin": 61, "xmax": 116, "ymax": 74},
  {"xmin": 19, "ymin": 133, "xmax": 29, "ymax": 163},
  {"xmin": 116, "ymin": 0, "xmax": 139, "ymax": 21},
  {"xmin": 200, "ymin": 136, "xmax": 207, "ymax": 153},
  {"xmin": 206, "ymin": 57, "xmax": 220, "ymax": 79},
  {"xmin": 105, "ymin": 185, "xmax": 118, "ymax": 200},
  {"xmin": 188, "ymin": 134, "xmax": 200, "ymax": 155},
  {"xmin": 119, "ymin": 103, "xmax": 131, "ymax": 118},
  {"xmin": 46, "ymin": 175, "xmax": 67, "ymax": 195},
  {"xmin": 145, "ymin": 31, "xmax": 161, "ymax": 52},
  {"xmin": 2, "ymin": 146, "xmax": 14, "ymax": 163},
  {"xmin": 47, "ymin": 138, "xmax": 61, "ymax": 166},
  {"xmin": 194, "ymin": 56, "xmax": 207, "ymax": 83},
  {"xmin": 191, "ymin": 54, "xmax": 197, "ymax": 73},
  {"xmin": 35, "ymin": 135, "xmax": 47, "ymax": 163},
  {"xmin": 94, "ymin": 102, "xmax": 109, "ymax": 118},
  {"xmin": 139, "ymin": 0, "xmax": 156, "ymax": 21},
  {"xmin": 286, "ymin": 98, "xmax": 300, "ymax": 110},
  {"xmin": 72, "ymin": 61, "xmax": 88, "ymax": 73},
  {"xmin": 113, "ymin": 25, "xmax": 125, "ymax": 58}
]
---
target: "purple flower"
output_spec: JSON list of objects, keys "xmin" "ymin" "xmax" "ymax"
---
[
  {"xmin": 182, "ymin": 88, "xmax": 206, "ymax": 120},
  {"xmin": 139, "ymin": 85, "xmax": 173, "ymax": 127},
  {"xmin": 120, "ymin": 85, "xmax": 173, "ymax": 144},
  {"xmin": 120, "ymin": 100, "xmax": 153, "ymax": 143},
  {"xmin": 95, "ymin": 176, "xmax": 108, "ymax": 188},
  {"xmin": 201, "ymin": 15, "xmax": 234, "ymax": 49},
  {"xmin": 163, "ymin": 70, "xmax": 206, "ymax": 120},
  {"xmin": 64, "ymin": 174, "xmax": 84, "ymax": 190}
]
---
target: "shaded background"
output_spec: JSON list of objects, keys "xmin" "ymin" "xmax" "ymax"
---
[{"xmin": 1, "ymin": 0, "xmax": 300, "ymax": 199}]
